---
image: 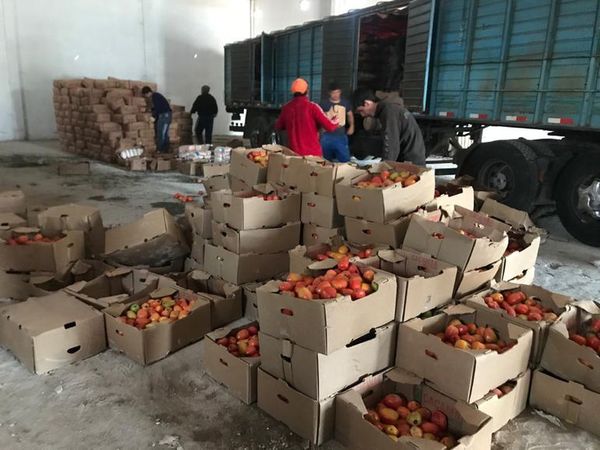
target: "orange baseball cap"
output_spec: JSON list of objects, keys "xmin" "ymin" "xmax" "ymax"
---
[{"xmin": 290, "ymin": 78, "xmax": 308, "ymax": 94}]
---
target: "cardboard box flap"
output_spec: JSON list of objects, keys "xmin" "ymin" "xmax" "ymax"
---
[
  {"xmin": 379, "ymin": 248, "xmax": 454, "ymax": 275},
  {"xmin": 386, "ymin": 367, "xmax": 424, "ymax": 385},
  {"xmin": 150, "ymin": 286, "xmax": 178, "ymax": 299},
  {"xmin": 0, "ymin": 213, "xmax": 26, "ymax": 230},
  {"xmin": 189, "ymin": 269, "xmax": 211, "ymax": 282},
  {"xmin": 452, "ymin": 206, "xmax": 511, "ymax": 234},
  {"xmin": 70, "ymin": 259, "xmax": 95, "ymax": 276},
  {"xmin": 480, "ymin": 198, "xmax": 536, "ymax": 231},
  {"xmin": 12, "ymin": 226, "xmax": 40, "ymax": 234}
]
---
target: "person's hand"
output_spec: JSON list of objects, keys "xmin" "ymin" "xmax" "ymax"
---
[
  {"xmin": 347, "ymin": 126, "xmax": 355, "ymax": 136},
  {"xmin": 331, "ymin": 116, "xmax": 340, "ymax": 125}
]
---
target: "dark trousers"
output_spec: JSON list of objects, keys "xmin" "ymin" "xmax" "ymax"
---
[
  {"xmin": 195, "ymin": 115, "xmax": 215, "ymax": 144},
  {"xmin": 155, "ymin": 112, "xmax": 172, "ymax": 153}
]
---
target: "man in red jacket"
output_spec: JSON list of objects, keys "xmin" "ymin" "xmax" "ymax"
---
[{"xmin": 274, "ymin": 78, "xmax": 338, "ymax": 156}]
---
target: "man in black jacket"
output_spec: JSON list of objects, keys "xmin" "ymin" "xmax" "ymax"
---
[
  {"xmin": 191, "ymin": 85, "xmax": 218, "ymax": 144},
  {"xmin": 355, "ymin": 89, "xmax": 426, "ymax": 165},
  {"xmin": 142, "ymin": 86, "xmax": 172, "ymax": 153}
]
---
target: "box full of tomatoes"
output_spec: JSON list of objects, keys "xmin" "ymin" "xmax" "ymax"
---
[
  {"xmin": 104, "ymin": 285, "xmax": 211, "ymax": 365},
  {"xmin": 425, "ymin": 183, "xmax": 475, "ymax": 212},
  {"xmin": 540, "ymin": 300, "xmax": 600, "ymax": 393},
  {"xmin": 289, "ymin": 240, "xmax": 381, "ymax": 276},
  {"xmin": 463, "ymin": 283, "xmax": 571, "ymax": 365},
  {"xmin": 301, "ymin": 223, "xmax": 344, "ymax": 247},
  {"xmin": 395, "ymin": 304, "xmax": 533, "ymax": 403},
  {"xmin": 211, "ymin": 220, "xmax": 301, "ymax": 255},
  {"xmin": 203, "ymin": 319, "xmax": 261, "ymax": 404},
  {"xmin": 335, "ymin": 368, "xmax": 493, "ymax": 450},
  {"xmin": 335, "ymin": 162, "xmax": 435, "ymax": 223},
  {"xmin": 230, "ymin": 146, "xmax": 282, "ymax": 187},
  {"xmin": 297, "ymin": 159, "xmax": 366, "ymax": 197},
  {"xmin": 0, "ymin": 227, "xmax": 85, "ymax": 277},
  {"xmin": 257, "ymin": 258, "xmax": 396, "ymax": 355}
]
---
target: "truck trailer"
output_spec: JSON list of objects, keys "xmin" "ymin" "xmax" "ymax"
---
[{"xmin": 224, "ymin": 0, "xmax": 600, "ymax": 247}]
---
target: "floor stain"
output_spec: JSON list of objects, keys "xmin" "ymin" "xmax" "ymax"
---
[
  {"xmin": 88, "ymin": 195, "xmax": 106, "ymax": 201},
  {"xmin": 150, "ymin": 201, "xmax": 184, "ymax": 215}
]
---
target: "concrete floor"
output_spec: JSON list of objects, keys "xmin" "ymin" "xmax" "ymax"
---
[{"xmin": 0, "ymin": 140, "xmax": 598, "ymax": 450}]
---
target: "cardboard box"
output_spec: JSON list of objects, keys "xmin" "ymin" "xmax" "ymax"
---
[
  {"xmin": 300, "ymin": 193, "xmax": 342, "ymax": 228},
  {"xmin": 104, "ymin": 285, "xmax": 211, "ymax": 365},
  {"xmin": 0, "ymin": 190, "xmax": 26, "ymax": 215},
  {"xmin": 266, "ymin": 147, "xmax": 305, "ymax": 187},
  {"xmin": 496, "ymin": 232, "xmax": 541, "ymax": 282},
  {"xmin": 479, "ymin": 198, "xmax": 537, "ymax": 231},
  {"xmin": 257, "ymin": 266, "xmax": 396, "ymax": 354},
  {"xmin": 203, "ymin": 163, "xmax": 229, "ymax": 178},
  {"xmin": 395, "ymin": 304, "xmax": 533, "ymax": 402},
  {"xmin": 185, "ymin": 203, "xmax": 212, "ymax": 239},
  {"xmin": 202, "ymin": 174, "xmax": 230, "ymax": 195},
  {"xmin": 454, "ymin": 262, "xmax": 502, "ymax": 298},
  {"xmin": 37, "ymin": 203, "xmax": 105, "ymax": 257},
  {"xmin": 463, "ymin": 282, "xmax": 571, "ymax": 365},
  {"xmin": 203, "ymin": 243, "xmax": 289, "ymax": 285},
  {"xmin": 242, "ymin": 282, "xmax": 261, "ymax": 321},
  {"xmin": 65, "ymin": 267, "xmax": 161, "ymax": 309},
  {"xmin": 0, "ymin": 292, "xmax": 106, "ymax": 374},
  {"xmin": 203, "ymin": 319, "xmax": 261, "ymax": 404},
  {"xmin": 190, "ymin": 235, "xmax": 207, "ymax": 266},
  {"xmin": 473, "ymin": 370, "xmax": 530, "ymax": 433},
  {"xmin": 379, "ymin": 249, "xmax": 457, "ymax": 322},
  {"xmin": 58, "ymin": 161, "xmax": 91, "ymax": 175},
  {"xmin": 151, "ymin": 158, "xmax": 173, "ymax": 171},
  {"xmin": 260, "ymin": 322, "xmax": 396, "ymax": 400},
  {"xmin": 425, "ymin": 185, "xmax": 475, "ymax": 211},
  {"xmin": 0, "ymin": 229, "xmax": 85, "ymax": 277},
  {"xmin": 257, "ymin": 368, "xmax": 336, "ymax": 445},
  {"xmin": 177, "ymin": 160, "xmax": 201, "ymax": 176},
  {"xmin": 211, "ymin": 220, "xmax": 301, "ymax": 254},
  {"xmin": 174, "ymin": 269, "xmax": 242, "ymax": 329},
  {"xmin": 336, "ymin": 162, "xmax": 435, "ymax": 222},
  {"xmin": 508, "ymin": 266, "xmax": 535, "ymax": 285},
  {"xmin": 128, "ymin": 157, "xmax": 149, "ymax": 171},
  {"xmin": 298, "ymin": 160, "xmax": 365, "ymax": 197},
  {"xmin": 345, "ymin": 216, "xmax": 409, "ymax": 248},
  {"xmin": 0, "ymin": 212, "xmax": 27, "ymax": 239},
  {"xmin": 335, "ymin": 368, "xmax": 493, "ymax": 450},
  {"xmin": 302, "ymin": 224, "xmax": 344, "ymax": 247},
  {"xmin": 530, "ymin": 369, "xmax": 600, "ymax": 437},
  {"xmin": 230, "ymin": 147, "xmax": 279, "ymax": 187},
  {"xmin": 403, "ymin": 208, "xmax": 509, "ymax": 272},
  {"xmin": 230, "ymin": 176, "xmax": 252, "ymax": 193},
  {"xmin": 211, "ymin": 187, "xmax": 301, "ymax": 231},
  {"xmin": 104, "ymin": 209, "xmax": 189, "ymax": 267},
  {"xmin": 540, "ymin": 301, "xmax": 600, "ymax": 394}
]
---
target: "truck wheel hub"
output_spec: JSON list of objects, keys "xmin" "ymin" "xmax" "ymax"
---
[{"xmin": 578, "ymin": 178, "xmax": 600, "ymax": 220}]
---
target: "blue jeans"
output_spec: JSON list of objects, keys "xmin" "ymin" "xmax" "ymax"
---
[
  {"xmin": 155, "ymin": 112, "xmax": 172, "ymax": 153},
  {"xmin": 321, "ymin": 133, "xmax": 350, "ymax": 162}
]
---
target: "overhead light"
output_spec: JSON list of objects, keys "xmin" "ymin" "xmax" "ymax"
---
[{"xmin": 299, "ymin": 0, "xmax": 310, "ymax": 11}]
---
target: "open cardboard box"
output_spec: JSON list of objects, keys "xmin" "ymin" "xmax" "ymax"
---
[
  {"xmin": 104, "ymin": 285, "xmax": 211, "ymax": 365},
  {"xmin": 0, "ymin": 228, "xmax": 85, "ymax": 277},
  {"xmin": 0, "ymin": 212, "xmax": 27, "ymax": 239},
  {"xmin": 185, "ymin": 203, "xmax": 212, "ymax": 239},
  {"xmin": 202, "ymin": 174, "xmax": 231, "ymax": 195},
  {"xmin": 496, "ymin": 232, "xmax": 540, "ymax": 282},
  {"xmin": 177, "ymin": 159, "xmax": 202, "ymax": 176},
  {"xmin": 403, "ymin": 207, "xmax": 509, "ymax": 272},
  {"xmin": 300, "ymin": 192, "xmax": 343, "ymax": 228},
  {"xmin": 473, "ymin": 370, "xmax": 530, "ymax": 433},
  {"xmin": 0, "ymin": 189, "xmax": 26, "ymax": 215},
  {"xmin": 395, "ymin": 304, "xmax": 533, "ymax": 403},
  {"xmin": 260, "ymin": 322, "xmax": 396, "ymax": 401},
  {"xmin": 190, "ymin": 235, "xmax": 208, "ymax": 266},
  {"xmin": 211, "ymin": 185, "xmax": 301, "ymax": 231},
  {"xmin": 150, "ymin": 157, "xmax": 173, "ymax": 172},
  {"xmin": 335, "ymin": 368, "xmax": 493, "ymax": 450},
  {"xmin": 173, "ymin": 269, "xmax": 242, "ymax": 329},
  {"xmin": 37, "ymin": 203, "xmax": 105, "ymax": 257},
  {"xmin": 463, "ymin": 282, "xmax": 572, "ymax": 365},
  {"xmin": 257, "ymin": 264, "xmax": 396, "ymax": 355},
  {"xmin": 448, "ymin": 176, "xmax": 499, "ymax": 211},
  {"xmin": 0, "ymin": 291, "xmax": 106, "ymax": 374},
  {"xmin": 242, "ymin": 282, "xmax": 261, "ymax": 321},
  {"xmin": 335, "ymin": 162, "xmax": 435, "ymax": 223},
  {"xmin": 266, "ymin": 145, "xmax": 304, "ymax": 187},
  {"xmin": 508, "ymin": 266, "xmax": 535, "ymax": 285},
  {"xmin": 211, "ymin": 220, "xmax": 301, "ymax": 254},
  {"xmin": 230, "ymin": 176, "xmax": 253, "ymax": 193},
  {"xmin": 425, "ymin": 185, "xmax": 475, "ymax": 212},
  {"xmin": 540, "ymin": 301, "xmax": 600, "ymax": 394},
  {"xmin": 104, "ymin": 209, "xmax": 189, "ymax": 267},
  {"xmin": 202, "ymin": 163, "xmax": 230, "ymax": 178},
  {"xmin": 203, "ymin": 318, "xmax": 261, "ymax": 404},
  {"xmin": 203, "ymin": 242, "xmax": 289, "ymax": 285},
  {"xmin": 302, "ymin": 223, "xmax": 344, "ymax": 247},
  {"xmin": 530, "ymin": 369, "xmax": 600, "ymax": 437},
  {"xmin": 454, "ymin": 262, "xmax": 501, "ymax": 299},
  {"xmin": 230, "ymin": 146, "xmax": 281, "ymax": 187},
  {"xmin": 297, "ymin": 159, "xmax": 365, "ymax": 197},
  {"xmin": 379, "ymin": 248, "xmax": 457, "ymax": 322}
]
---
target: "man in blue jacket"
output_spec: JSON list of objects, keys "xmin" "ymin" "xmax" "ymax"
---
[{"xmin": 142, "ymin": 86, "xmax": 172, "ymax": 153}]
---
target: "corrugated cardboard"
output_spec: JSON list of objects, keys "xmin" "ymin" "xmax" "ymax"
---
[
  {"xmin": 335, "ymin": 368, "xmax": 493, "ymax": 450},
  {"xmin": 128, "ymin": 157, "xmax": 149, "ymax": 171},
  {"xmin": 530, "ymin": 369, "xmax": 600, "ymax": 437},
  {"xmin": 454, "ymin": 262, "xmax": 501, "ymax": 298},
  {"xmin": 104, "ymin": 209, "xmax": 189, "ymax": 267},
  {"xmin": 203, "ymin": 163, "xmax": 230, "ymax": 178},
  {"xmin": 104, "ymin": 286, "xmax": 211, "ymax": 365},
  {"xmin": 202, "ymin": 174, "xmax": 230, "ymax": 194},
  {"xmin": 150, "ymin": 158, "xmax": 173, "ymax": 171},
  {"xmin": 203, "ymin": 243, "xmax": 288, "ymax": 285},
  {"xmin": 0, "ymin": 230, "xmax": 85, "ymax": 277},
  {"xmin": 37, "ymin": 203, "xmax": 105, "ymax": 257},
  {"xmin": 403, "ymin": 207, "xmax": 509, "ymax": 272},
  {"xmin": 463, "ymin": 282, "xmax": 571, "ymax": 365},
  {"xmin": 230, "ymin": 147, "xmax": 281, "ymax": 187},
  {"xmin": 230, "ymin": 176, "xmax": 253, "ymax": 192},
  {"xmin": 302, "ymin": 224, "xmax": 344, "ymax": 247},
  {"xmin": 496, "ymin": 232, "xmax": 541, "ymax": 282},
  {"xmin": 297, "ymin": 160, "xmax": 365, "ymax": 197},
  {"xmin": 257, "ymin": 266, "xmax": 396, "ymax": 354},
  {"xmin": 260, "ymin": 322, "xmax": 396, "ymax": 400},
  {"xmin": 211, "ymin": 220, "xmax": 301, "ymax": 254},
  {"xmin": 203, "ymin": 319, "xmax": 261, "ymax": 404},
  {"xmin": 177, "ymin": 160, "xmax": 201, "ymax": 176},
  {"xmin": 185, "ymin": 203, "xmax": 212, "ymax": 239},
  {"xmin": 190, "ymin": 235, "xmax": 207, "ymax": 267},
  {"xmin": 335, "ymin": 162, "xmax": 435, "ymax": 222},
  {"xmin": 0, "ymin": 190, "xmax": 26, "ymax": 215},
  {"xmin": 0, "ymin": 212, "xmax": 27, "ymax": 239},
  {"xmin": 540, "ymin": 301, "xmax": 600, "ymax": 394},
  {"xmin": 379, "ymin": 249, "xmax": 457, "ymax": 322},
  {"xmin": 266, "ymin": 147, "xmax": 304, "ymax": 187},
  {"xmin": 473, "ymin": 370, "xmax": 531, "ymax": 433},
  {"xmin": 242, "ymin": 282, "xmax": 261, "ymax": 321},
  {"xmin": 300, "ymin": 193, "xmax": 342, "ymax": 228},
  {"xmin": 211, "ymin": 188, "xmax": 301, "ymax": 231},
  {"xmin": 345, "ymin": 216, "xmax": 409, "ymax": 248},
  {"xmin": 257, "ymin": 367, "xmax": 337, "ymax": 445},
  {"xmin": 58, "ymin": 161, "xmax": 90, "ymax": 175},
  {"xmin": 395, "ymin": 304, "xmax": 533, "ymax": 403},
  {"xmin": 0, "ymin": 271, "xmax": 52, "ymax": 301},
  {"xmin": 480, "ymin": 198, "xmax": 537, "ymax": 231},
  {"xmin": 425, "ymin": 185, "xmax": 475, "ymax": 211},
  {"xmin": 0, "ymin": 292, "xmax": 106, "ymax": 374},
  {"xmin": 508, "ymin": 267, "xmax": 535, "ymax": 285}
]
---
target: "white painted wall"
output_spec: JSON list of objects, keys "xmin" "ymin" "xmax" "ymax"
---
[
  {"xmin": 0, "ymin": 0, "xmax": 250, "ymax": 141},
  {"xmin": 252, "ymin": 0, "xmax": 332, "ymax": 35}
]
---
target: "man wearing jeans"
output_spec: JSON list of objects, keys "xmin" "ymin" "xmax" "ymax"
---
[
  {"xmin": 142, "ymin": 86, "xmax": 172, "ymax": 153},
  {"xmin": 191, "ymin": 85, "xmax": 218, "ymax": 144},
  {"xmin": 319, "ymin": 82, "xmax": 355, "ymax": 162}
]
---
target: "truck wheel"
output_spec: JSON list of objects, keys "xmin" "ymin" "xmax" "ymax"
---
[
  {"xmin": 459, "ymin": 141, "xmax": 539, "ymax": 211},
  {"xmin": 555, "ymin": 153, "xmax": 600, "ymax": 247}
]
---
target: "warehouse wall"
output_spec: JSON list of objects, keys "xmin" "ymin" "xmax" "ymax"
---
[
  {"xmin": 252, "ymin": 0, "xmax": 332, "ymax": 35},
  {"xmin": 0, "ymin": 0, "xmax": 250, "ymax": 142}
]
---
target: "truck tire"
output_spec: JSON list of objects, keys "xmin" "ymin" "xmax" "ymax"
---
[
  {"xmin": 555, "ymin": 152, "xmax": 600, "ymax": 247},
  {"xmin": 459, "ymin": 141, "xmax": 539, "ymax": 212}
]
